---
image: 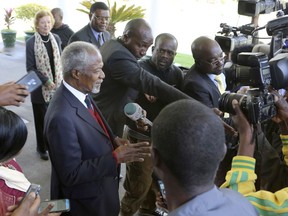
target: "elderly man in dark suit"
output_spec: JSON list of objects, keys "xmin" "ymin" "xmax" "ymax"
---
[
  {"xmin": 44, "ymin": 41, "xmax": 151, "ymax": 216},
  {"xmin": 68, "ymin": 2, "xmax": 110, "ymax": 48},
  {"xmin": 182, "ymin": 36, "xmax": 226, "ymax": 108}
]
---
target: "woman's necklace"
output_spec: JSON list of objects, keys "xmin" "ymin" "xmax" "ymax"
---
[{"xmin": 42, "ymin": 37, "xmax": 50, "ymax": 43}]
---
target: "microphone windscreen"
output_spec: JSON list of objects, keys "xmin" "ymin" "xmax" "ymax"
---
[{"xmin": 124, "ymin": 103, "xmax": 136, "ymax": 115}]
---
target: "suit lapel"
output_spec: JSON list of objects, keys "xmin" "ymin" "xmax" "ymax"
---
[
  {"xmin": 199, "ymin": 72, "xmax": 221, "ymax": 107},
  {"xmin": 201, "ymin": 73, "xmax": 221, "ymax": 94},
  {"xmin": 87, "ymin": 94, "xmax": 115, "ymax": 138},
  {"xmin": 62, "ymin": 85, "xmax": 108, "ymax": 137},
  {"xmin": 103, "ymin": 31, "xmax": 110, "ymax": 43},
  {"xmin": 86, "ymin": 25, "xmax": 98, "ymax": 45}
]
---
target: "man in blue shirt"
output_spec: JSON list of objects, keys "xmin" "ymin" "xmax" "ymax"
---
[{"xmin": 151, "ymin": 99, "xmax": 259, "ymax": 216}]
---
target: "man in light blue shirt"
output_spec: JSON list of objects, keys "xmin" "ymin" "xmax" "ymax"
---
[{"xmin": 68, "ymin": 2, "xmax": 111, "ymax": 48}]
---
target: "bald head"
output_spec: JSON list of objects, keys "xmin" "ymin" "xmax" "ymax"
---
[
  {"xmin": 190, "ymin": 36, "xmax": 224, "ymax": 75},
  {"xmin": 154, "ymin": 33, "xmax": 178, "ymax": 48},
  {"xmin": 121, "ymin": 18, "xmax": 153, "ymax": 59},
  {"xmin": 123, "ymin": 18, "xmax": 152, "ymax": 38},
  {"xmin": 191, "ymin": 36, "xmax": 221, "ymax": 59}
]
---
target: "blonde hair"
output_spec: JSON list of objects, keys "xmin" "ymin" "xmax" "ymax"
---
[{"xmin": 34, "ymin": 10, "xmax": 55, "ymax": 31}]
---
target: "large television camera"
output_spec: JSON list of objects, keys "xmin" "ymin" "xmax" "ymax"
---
[
  {"xmin": 219, "ymin": 52, "xmax": 288, "ymax": 124},
  {"xmin": 238, "ymin": 0, "xmax": 282, "ymax": 16},
  {"xmin": 215, "ymin": 23, "xmax": 255, "ymax": 52}
]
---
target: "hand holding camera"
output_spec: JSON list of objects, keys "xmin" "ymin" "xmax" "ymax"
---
[
  {"xmin": 231, "ymin": 100, "xmax": 255, "ymax": 158},
  {"xmin": 231, "ymin": 89, "xmax": 288, "ymax": 157},
  {"xmin": 271, "ymin": 91, "xmax": 288, "ymax": 134}
]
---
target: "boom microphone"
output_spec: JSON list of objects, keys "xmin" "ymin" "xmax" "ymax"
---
[{"xmin": 124, "ymin": 103, "xmax": 153, "ymax": 126}]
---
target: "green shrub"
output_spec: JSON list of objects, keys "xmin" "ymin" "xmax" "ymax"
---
[{"xmin": 15, "ymin": 3, "xmax": 48, "ymax": 31}]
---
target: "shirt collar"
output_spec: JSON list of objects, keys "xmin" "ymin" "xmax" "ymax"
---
[
  {"xmin": 63, "ymin": 80, "xmax": 88, "ymax": 108},
  {"xmin": 89, "ymin": 24, "xmax": 102, "ymax": 41},
  {"xmin": 207, "ymin": 73, "xmax": 217, "ymax": 82}
]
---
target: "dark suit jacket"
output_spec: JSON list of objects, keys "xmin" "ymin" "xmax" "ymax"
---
[
  {"xmin": 44, "ymin": 83, "xmax": 119, "ymax": 216},
  {"xmin": 182, "ymin": 65, "xmax": 221, "ymax": 108},
  {"xmin": 26, "ymin": 34, "xmax": 61, "ymax": 103},
  {"xmin": 93, "ymin": 39, "xmax": 191, "ymax": 136},
  {"xmin": 68, "ymin": 24, "xmax": 110, "ymax": 48}
]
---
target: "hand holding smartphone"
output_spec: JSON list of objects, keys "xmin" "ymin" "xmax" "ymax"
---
[
  {"xmin": 19, "ymin": 183, "xmax": 41, "ymax": 205},
  {"xmin": 16, "ymin": 71, "xmax": 42, "ymax": 93},
  {"xmin": 38, "ymin": 199, "xmax": 70, "ymax": 213}
]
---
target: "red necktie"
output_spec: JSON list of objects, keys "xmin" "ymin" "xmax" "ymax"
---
[{"xmin": 85, "ymin": 96, "xmax": 112, "ymax": 142}]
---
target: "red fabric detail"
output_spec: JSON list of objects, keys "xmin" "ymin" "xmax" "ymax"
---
[
  {"xmin": 88, "ymin": 109, "xmax": 114, "ymax": 150},
  {"xmin": 0, "ymin": 160, "xmax": 26, "ymax": 215},
  {"xmin": 88, "ymin": 109, "xmax": 110, "ymax": 138}
]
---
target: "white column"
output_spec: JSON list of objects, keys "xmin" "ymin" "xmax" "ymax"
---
[{"xmin": 53, "ymin": 0, "xmax": 88, "ymax": 32}]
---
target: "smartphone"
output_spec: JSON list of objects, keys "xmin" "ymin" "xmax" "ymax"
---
[
  {"xmin": 38, "ymin": 199, "xmax": 70, "ymax": 213},
  {"xmin": 157, "ymin": 180, "xmax": 168, "ymax": 214},
  {"xmin": 16, "ymin": 71, "xmax": 42, "ymax": 92},
  {"xmin": 158, "ymin": 180, "xmax": 167, "ymax": 204},
  {"xmin": 19, "ymin": 183, "xmax": 41, "ymax": 204}
]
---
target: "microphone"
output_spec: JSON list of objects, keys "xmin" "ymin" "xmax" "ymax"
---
[{"xmin": 124, "ymin": 103, "xmax": 153, "ymax": 126}]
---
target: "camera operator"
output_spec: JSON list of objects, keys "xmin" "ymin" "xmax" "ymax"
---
[
  {"xmin": 223, "ymin": 46, "xmax": 288, "ymax": 191},
  {"xmin": 221, "ymin": 92, "xmax": 288, "ymax": 215}
]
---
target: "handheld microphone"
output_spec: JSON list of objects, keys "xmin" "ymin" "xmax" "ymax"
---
[{"xmin": 124, "ymin": 103, "xmax": 153, "ymax": 126}]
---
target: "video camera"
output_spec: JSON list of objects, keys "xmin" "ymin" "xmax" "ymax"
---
[
  {"xmin": 219, "ymin": 52, "xmax": 288, "ymax": 125},
  {"xmin": 266, "ymin": 15, "xmax": 288, "ymax": 38},
  {"xmin": 238, "ymin": 0, "xmax": 282, "ymax": 16},
  {"xmin": 215, "ymin": 23, "xmax": 255, "ymax": 52}
]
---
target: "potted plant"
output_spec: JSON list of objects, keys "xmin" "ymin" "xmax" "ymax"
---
[
  {"xmin": 15, "ymin": 3, "xmax": 48, "ymax": 41},
  {"xmin": 77, "ymin": 0, "xmax": 145, "ymax": 38},
  {"xmin": 1, "ymin": 8, "xmax": 17, "ymax": 47}
]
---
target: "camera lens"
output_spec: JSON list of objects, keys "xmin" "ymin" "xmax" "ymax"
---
[{"xmin": 218, "ymin": 92, "xmax": 247, "ymax": 115}]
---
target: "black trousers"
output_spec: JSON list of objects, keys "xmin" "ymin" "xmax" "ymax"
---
[{"xmin": 32, "ymin": 103, "xmax": 48, "ymax": 153}]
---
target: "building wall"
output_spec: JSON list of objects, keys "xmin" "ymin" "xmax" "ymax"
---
[{"xmin": 1, "ymin": 0, "xmax": 279, "ymax": 54}]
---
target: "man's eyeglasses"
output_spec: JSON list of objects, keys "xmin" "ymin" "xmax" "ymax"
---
[
  {"xmin": 92, "ymin": 15, "xmax": 110, "ymax": 22},
  {"xmin": 201, "ymin": 53, "xmax": 226, "ymax": 67},
  {"xmin": 156, "ymin": 48, "xmax": 176, "ymax": 57}
]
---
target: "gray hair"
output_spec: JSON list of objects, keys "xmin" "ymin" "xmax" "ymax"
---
[{"xmin": 61, "ymin": 41, "xmax": 99, "ymax": 75}]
